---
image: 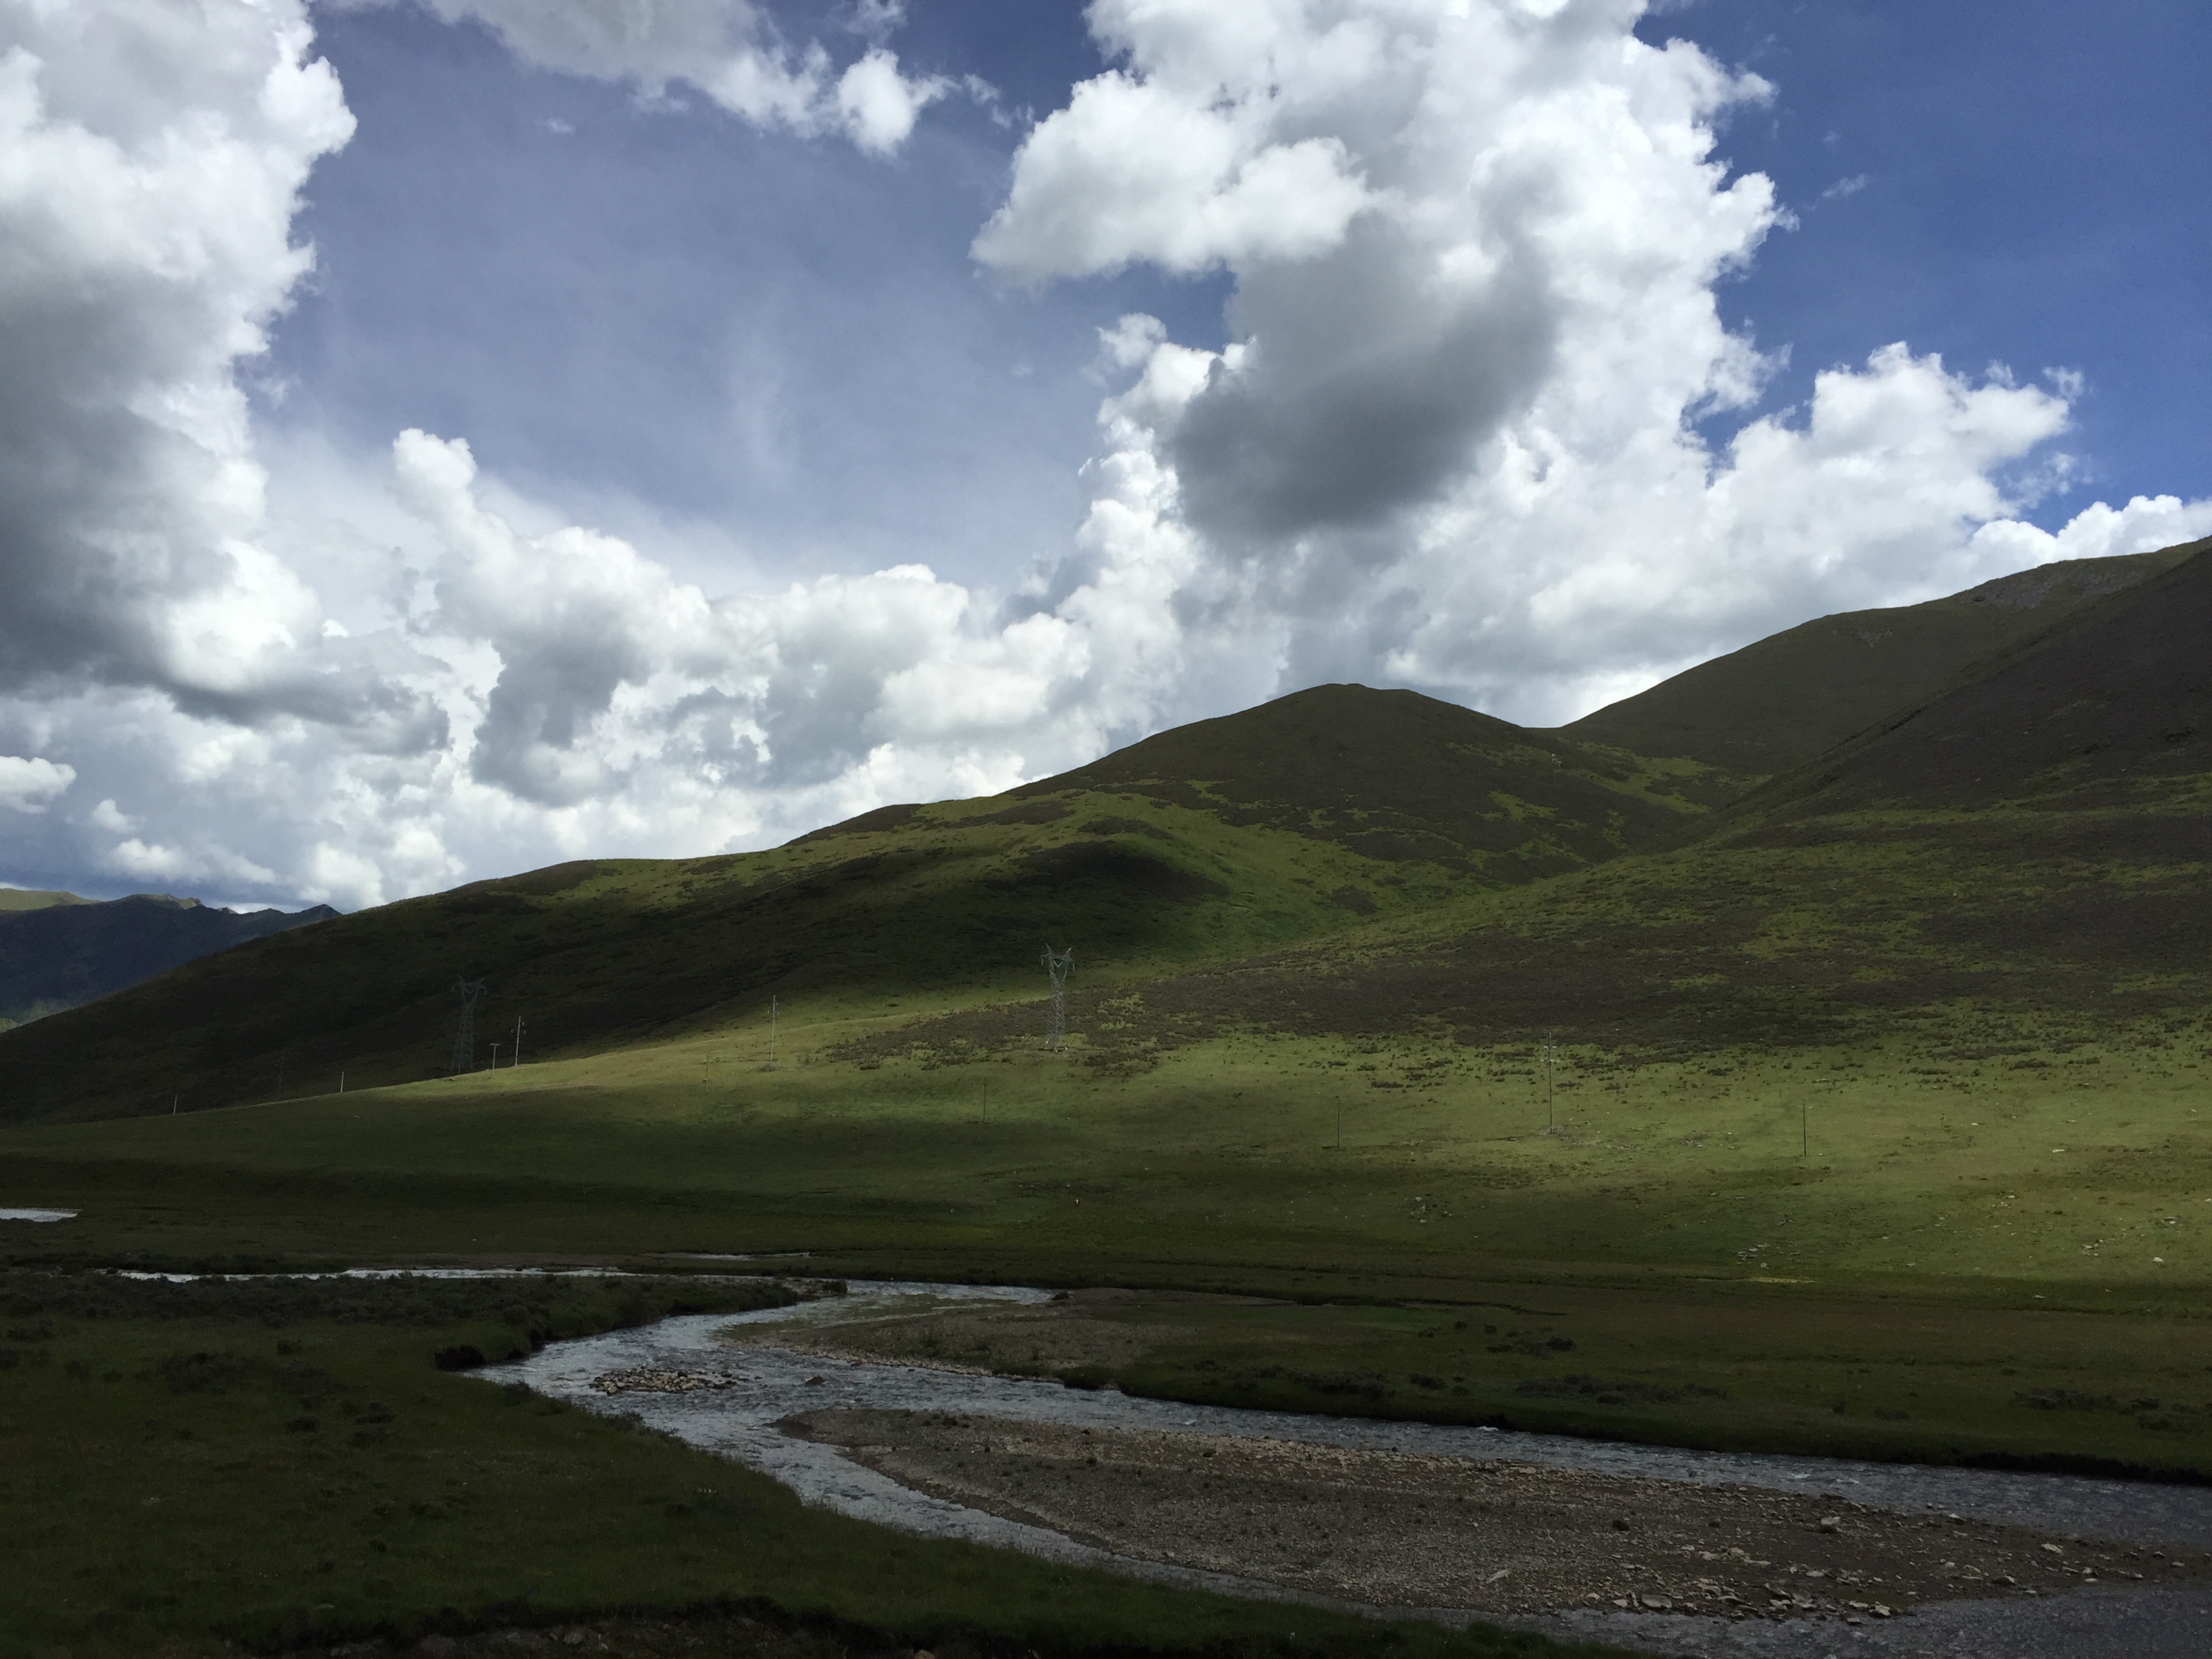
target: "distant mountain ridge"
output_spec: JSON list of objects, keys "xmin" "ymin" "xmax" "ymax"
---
[
  {"xmin": 0, "ymin": 887, "xmax": 94, "ymax": 912},
  {"xmin": 0, "ymin": 893, "xmax": 337, "ymax": 1028}
]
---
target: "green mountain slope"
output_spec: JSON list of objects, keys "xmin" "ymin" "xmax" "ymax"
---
[
  {"xmin": 1010, "ymin": 681, "xmax": 1734, "ymax": 865},
  {"xmin": 1729, "ymin": 541, "xmax": 2212, "ymax": 825},
  {"xmin": 0, "ymin": 893, "xmax": 337, "ymax": 1029},
  {"xmin": 1561, "ymin": 541, "xmax": 2204, "ymax": 777},
  {"xmin": 998, "ymin": 544, "xmax": 2212, "ymax": 1063},
  {"xmin": 7, "ymin": 546, "xmax": 2208, "ymax": 1126},
  {"xmin": 0, "ymin": 687, "xmax": 1731, "ymax": 1124},
  {"xmin": 0, "ymin": 796, "xmax": 1460, "ymax": 1123}
]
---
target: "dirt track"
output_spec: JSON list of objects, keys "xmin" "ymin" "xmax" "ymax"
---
[{"xmin": 782, "ymin": 1407, "xmax": 2205, "ymax": 1622}]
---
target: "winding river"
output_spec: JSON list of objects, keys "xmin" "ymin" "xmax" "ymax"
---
[{"xmin": 490, "ymin": 1279, "xmax": 2212, "ymax": 1659}]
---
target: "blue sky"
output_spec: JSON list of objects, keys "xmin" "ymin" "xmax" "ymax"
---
[
  {"xmin": 1649, "ymin": 0, "xmax": 2210, "ymax": 509},
  {"xmin": 264, "ymin": 0, "xmax": 2210, "ymax": 575},
  {"xmin": 0, "ymin": 0, "xmax": 2205, "ymax": 909},
  {"xmin": 266, "ymin": 1, "xmax": 1227, "ymax": 590}
]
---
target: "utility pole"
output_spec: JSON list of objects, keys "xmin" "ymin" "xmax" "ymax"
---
[
  {"xmin": 339, "ymin": 1071, "xmax": 345, "ymax": 1095},
  {"xmin": 769, "ymin": 996, "xmax": 777, "ymax": 1067},
  {"xmin": 513, "ymin": 1017, "xmax": 524, "ymax": 1067},
  {"xmin": 1542, "ymin": 1036, "xmax": 1557, "ymax": 1131}
]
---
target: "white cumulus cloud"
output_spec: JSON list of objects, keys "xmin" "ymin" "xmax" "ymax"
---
[
  {"xmin": 972, "ymin": 70, "xmax": 1372, "ymax": 278},
  {"xmin": 977, "ymin": 0, "xmax": 2194, "ymax": 722},
  {"xmin": 405, "ymin": 0, "xmax": 947, "ymax": 153},
  {"xmin": 0, "ymin": 755, "xmax": 73, "ymax": 814}
]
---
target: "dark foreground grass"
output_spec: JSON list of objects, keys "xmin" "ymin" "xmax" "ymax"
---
[{"xmin": 0, "ymin": 1271, "xmax": 1612, "ymax": 1659}]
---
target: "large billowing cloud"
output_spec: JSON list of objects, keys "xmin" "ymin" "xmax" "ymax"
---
[
  {"xmin": 0, "ymin": 0, "xmax": 445, "ymax": 747},
  {"xmin": 0, "ymin": 0, "xmax": 2207, "ymax": 911},
  {"xmin": 973, "ymin": 0, "xmax": 2196, "ymax": 714}
]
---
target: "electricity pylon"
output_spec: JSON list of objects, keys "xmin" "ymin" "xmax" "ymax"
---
[
  {"xmin": 450, "ymin": 977, "xmax": 487, "ymax": 1074},
  {"xmin": 1041, "ymin": 945, "xmax": 1073, "ymax": 1048}
]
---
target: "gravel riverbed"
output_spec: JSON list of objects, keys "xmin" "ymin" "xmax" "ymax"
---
[
  {"xmin": 783, "ymin": 1406, "xmax": 2160, "ymax": 1620},
  {"xmin": 494, "ymin": 1281, "xmax": 2212, "ymax": 1658}
]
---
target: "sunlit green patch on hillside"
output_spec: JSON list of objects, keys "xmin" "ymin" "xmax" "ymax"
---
[
  {"xmin": 11, "ymin": 990, "xmax": 2212, "ymax": 1275},
  {"xmin": 9, "ymin": 1000, "xmax": 2209, "ymax": 1273}
]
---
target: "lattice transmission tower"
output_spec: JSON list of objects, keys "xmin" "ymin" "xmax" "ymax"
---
[
  {"xmin": 450, "ymin": 977, "xmax": 487, "ymax": 1074},
  {"xmin": 1541, "ymin": 1035, "xmax": 1557, "ymax": 1130},
  {"xmin": 1040, "ymin": 944, "xmax": 1073, "ymax": 1048}
]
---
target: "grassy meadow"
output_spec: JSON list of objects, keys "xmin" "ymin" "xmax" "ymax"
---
[
  {"xmin": 9, "ymin": 983, "xmax": 2211, "ymax": 1480},
  {"xmin": 0, "ymin": 1272, "xmax": 1604, "ymax": 1659}
]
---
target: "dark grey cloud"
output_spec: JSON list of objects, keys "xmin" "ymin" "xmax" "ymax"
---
[{"xmin": 1170, "ymin": 221, "xmax": 1559, "ymax": 544}]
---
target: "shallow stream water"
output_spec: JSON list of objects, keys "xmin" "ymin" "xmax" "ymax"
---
[{"xmin": 491, "ymin": 1279, "xmax": 2212, "ymax": 1659}]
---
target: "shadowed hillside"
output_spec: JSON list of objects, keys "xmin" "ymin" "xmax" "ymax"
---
[
  {"xmin": 0, "ymin": 686, "xmax": 1727, "ymax": 1124},
  {"xmin": 0, "ymin": 750, "xmax": 1626, "ymax": 1122},
  {"xmin": 1729, "ymin": 541, "xmax": 2212, "ymax": 824},
  {"xmin": 0, "ymin": 893, "xmax": 336, "ymax": 1029},
  {"xmin": 1561, "ymin": 542, "xmax": 2204, "ymax": 777}
]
